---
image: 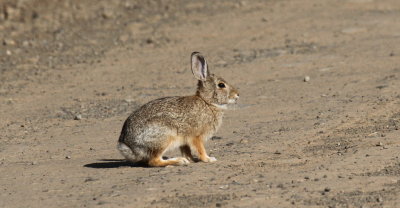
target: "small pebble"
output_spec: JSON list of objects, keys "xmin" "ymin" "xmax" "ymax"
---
[
  {"xmin": 97, "ymin": 201, "xmax": 107, "ymax": 205},
  {"xmin": 146, "ymin": 38, "xmax": 154, "ymax": 44},
  {"xmin": 219, "ymin": 185, "xmax": 229, "ymax": 190},
  {"xmin": 31, "ymin": 161, "xmax": 38, "ymax": 165},
  {"xmin": 22, "ymin": 40, "xmax": 30, "ymax": 47},
  {"xmin": 85, "ymin": 177, "xmax": 97, "ymax": 182},
  {"xmin": 324, "ymin": 187, "xmax": 331, "ymax": 192},
  {"xmin": 239, "ymin": 1, "xmax": 247, "ymax": 6},
  {"xmin": 211, "ymin": 136, "xmax": 222, "ymax": 140},
  {"xmin": 65, "ymin": 155, "xmax": 71, "ymax": 159},
  {"xmin": 74, "ymin": 114, "xmax": 82, "ymax": 120},
  {"xmin": 376, "ymin": 142, "xmax": 383, "ymax": 146},
  {"xmin": 225, "ymin": 142, "xmax": 234, "ymax": 146},
  {"xmin": 119, "ymin": 34, "xmax": 129, "ymax": 42},
  {"xmin": 367, "ymin": 132, "xmax": 379, "ymax": 138},
  {"xmin": 3, "ymin": 39, "xmax": 16, "ymax": 46},
  {"xmin": 304, "ymin": 76, "xmax": 310, "ymax": 82},
  {"xmin": 240, "ymin": 139, "xmax": 249, "ymax": 144},
  {"xmin": 6, "ymin": 99, "xmax": 14, "ymax": 104},
  {"xmin": 124, "ymin": 98, "xmax": 134, "ymax": 103}
]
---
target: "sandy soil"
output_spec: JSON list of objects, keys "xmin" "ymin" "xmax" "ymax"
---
[{"xmin": 1, "ymin": 0, "xmax": 400, "ymax": 207}]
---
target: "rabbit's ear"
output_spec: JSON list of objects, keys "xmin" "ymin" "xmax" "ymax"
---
[{"xmin": 191, "ymin": 52, "xmax": 208, "ymax": 81}]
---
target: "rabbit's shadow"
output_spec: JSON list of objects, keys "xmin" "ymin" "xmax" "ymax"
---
[
  {"xmin": 84, "ymin": 159, "xmax": 148, "ymax": 168},
  {"xmin": 84, "ymin": 157, "xmax": 199, "ymax": 168}
]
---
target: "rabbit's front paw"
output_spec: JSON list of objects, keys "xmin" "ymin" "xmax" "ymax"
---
[{"xmin": 202, "ymin": 156, "xmax": 217, "ymax": 163}]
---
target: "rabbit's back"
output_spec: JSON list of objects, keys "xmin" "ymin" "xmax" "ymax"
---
[{"xmin": 119, "ymin": 96, "xmax": 223, "ymax": 144}]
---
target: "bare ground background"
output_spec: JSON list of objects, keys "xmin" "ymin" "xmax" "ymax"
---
[{"xmin": 1, "ymin": 0, "xmax": 400, "ymax": 207}]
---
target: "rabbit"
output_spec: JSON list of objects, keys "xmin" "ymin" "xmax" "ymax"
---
[{"xmin": 117, "ymin": 52, "xmax": 239, "ymax": 167}]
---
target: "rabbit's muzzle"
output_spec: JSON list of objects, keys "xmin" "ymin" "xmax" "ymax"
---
[{"xmin": 228, "ymin": 90, "xmax": 239, "ymax": 104}]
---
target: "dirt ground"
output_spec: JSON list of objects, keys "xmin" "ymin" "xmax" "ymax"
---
[{"xmin": 1, "ymin": 0, "xmax": 400, "ymax": 207}]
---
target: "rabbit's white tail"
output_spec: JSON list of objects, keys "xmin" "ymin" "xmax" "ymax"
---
[{"xmin": 117, "ymin": 142, "xmax": 139, "ymax": 162}]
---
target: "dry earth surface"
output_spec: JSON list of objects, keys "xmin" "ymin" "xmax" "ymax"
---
[{"xmin": 1, "ymin": 0, "xmax": 400, "ymax": 207}]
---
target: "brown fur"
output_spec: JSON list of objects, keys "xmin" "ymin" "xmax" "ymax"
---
[
  {"xmin": 117, "ymin": 52, "xmax": 239, "ymax": 167},
  {"xmin": 191, "ymin": 136, "xmax": 209, "ymax": 162}
]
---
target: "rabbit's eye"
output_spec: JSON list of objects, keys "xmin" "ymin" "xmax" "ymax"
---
[{"xmin": 218, "ymin": 83, "xmax": 226, "ymax": 88}]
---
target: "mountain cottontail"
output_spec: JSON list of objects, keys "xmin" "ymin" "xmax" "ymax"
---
[{"xmin": 117, "ymin": 52, "xmax": 239, "ymax": 167}]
